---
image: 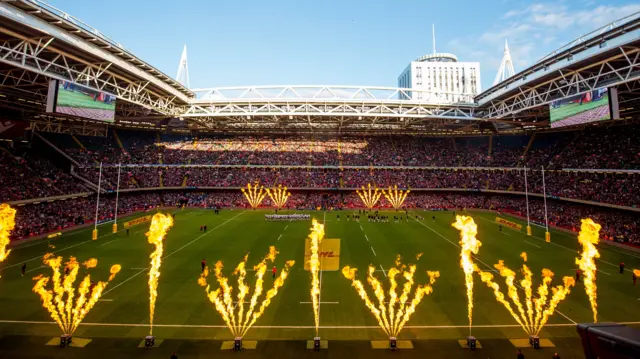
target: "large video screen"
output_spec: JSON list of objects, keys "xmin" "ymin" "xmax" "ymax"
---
[
  {"xmin": 549, "ymin": 88, "xmax": 610, "ymax": 128},
  {"xmin": 52, "ymin": 81, "xmax": 116, "ymax": 122}
]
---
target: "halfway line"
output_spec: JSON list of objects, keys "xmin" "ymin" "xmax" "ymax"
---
[{"xmin": 299, "ymin": 301, "xmax": 339, "ymax": 304}]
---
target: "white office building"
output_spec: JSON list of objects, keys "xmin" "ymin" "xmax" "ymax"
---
[{"xmin": 398, "ymin": 52, "xmax": 481, "ymax": 103}]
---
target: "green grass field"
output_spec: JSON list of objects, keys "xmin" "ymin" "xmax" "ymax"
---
[
  {"xmin": 1, "ymin": 208, "xmax": 640, "ymax": 358},
  {"xmin": 550, "ymin": 95, "xmax": 609, "ymax": 123},
  {"xmin": 56, "ymin": 87, "xmax": 115, "ymax": 111}
]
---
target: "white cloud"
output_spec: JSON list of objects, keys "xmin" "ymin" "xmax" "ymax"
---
[{"xmin": 447, "ymin": 1, "xmax": 640, "ymax": 90}]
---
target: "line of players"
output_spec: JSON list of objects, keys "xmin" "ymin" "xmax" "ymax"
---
[{"xmin": 335, "ymin": 209, "xmax": 429, "ymax": 223}]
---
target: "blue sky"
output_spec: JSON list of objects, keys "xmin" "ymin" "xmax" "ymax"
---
[{"xmin": 47, "ymin": 0, "xmax": 640, "ymax": 91}]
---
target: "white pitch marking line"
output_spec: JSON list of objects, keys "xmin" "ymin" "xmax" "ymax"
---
[
  {"xmin": 100, "ymin": 239, "xmax": 118, "ymax": 247},
  {"xmin": 370, "ymin": 247, "xmax": 377, "ymax": 256},
  {"xmin": 98, "ymin": 299, "xmax": 114, "ymax": 302},
  {"xmin": 412, "ymin": 217, "xmax": 576, "ymax": 324},
  {"xmin": 359, "ymin": 225, "xmax": 363, "ymax": 231},
  {"xmin": 277, "ymin": 234, "xmax": 282, "ymax": 242},
  {"xmin": 299, "ymin": 301, "xmax": 339, "ymax": 304},
  {"xmin": 102, "ymin": 211, "xmax": 245, "ymax": 297},
  {"xmin": 597, "ymin": 269, "xmax": 611, "ymax": 276},
  {"xmin": 524, "ymin": 241, "xmax": 541, "ymax": 248},
  {"xmin": 365, "ymin": 234, "xmax": 369, "ymax": 242},
  {"xmin": 284, "ymin": 225, "xmax": 288, "ymax": 231},
  {"xmin": 25, "ymin": 266, "xmax": 44, "ymax": 274},
  {"xmin": 14, "ymin": 319, "xmax": 640, "ymax": 329},
  {"xmin": 379, "ymin": 264, "xmax": 387, "ymax": 277}
]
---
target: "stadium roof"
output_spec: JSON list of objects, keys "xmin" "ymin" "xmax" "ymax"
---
[{"xmin": 0, "ymin": 1, "xmax": 639, "ymax": 135}]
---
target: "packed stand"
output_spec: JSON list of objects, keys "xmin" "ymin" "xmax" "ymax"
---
[{"xmin": 0, "ymin": 148, "xmax": 86, "ymax": 202}]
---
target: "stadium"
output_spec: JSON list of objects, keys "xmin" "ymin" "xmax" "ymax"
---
[{"xmin": 0, "ymin": 1, "xmax": 640, "ymax": 358}]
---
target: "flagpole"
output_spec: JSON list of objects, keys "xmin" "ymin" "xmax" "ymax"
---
[
  {"xmin": 92, "ymin": 162, "xmax": 103, "ymax": 240},
  {"xmin": 541, "ymin": 166, "xmax": 550, "ymax": 242},
  {"xmin": 524, "ymin": 166, "xmax": 531, "ymax": 236},
  {"xmin": 112, "ymin": 163, "xmax": 121, "ymax": 233}
]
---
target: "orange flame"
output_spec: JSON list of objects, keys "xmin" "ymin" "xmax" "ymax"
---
[
  {"xmin": 146, "ymin": 213, "xmax": 174, "ymax": 335},
  {"xmin": 266, "ymin": 185, "xmax": 291, "ymax": 209},
  {"xmin": 307, "ymin": 219, "xmax": 325, "ymax": 336},
  {"xmin": 342, "ymin": 258, "xmax": 439, "ymax": 337},
  {"xmin": 356, "ymin": 183, "xmax": 382, "ymax": 209},
  {"xmin": 83, "ymin": 258, "xmax": 98, "ymax": 269},
  {"xmin": 200, "ymin": 247, "xmax": 295, "ymax": 338},
  {"xmin": 31, "ymin": 255, "xmax": 120, "ymax": 335},
  {"xmin": 0, "ymin": 203, "xmax": 17, "ymax": 265},
  {"xmin": 382, "ymin": 185, "xmax": 410, "ymax": 209},
  {"xmin": 241, "ymin": 182, "xmax": 267, "ymax": 209},
  {"xmin": 575, "ymin": 218, "xmax": 601, "ymax": 322},
  {"xmin": 479, "ymin": 258, "xmax": 575, "ymax": 336},
  {"xmin": 452, "ymin": 215, "xmax": 481, "ymax": 333}
]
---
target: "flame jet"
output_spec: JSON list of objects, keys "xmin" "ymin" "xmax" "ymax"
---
[
  {"xmin": 146, "ymin": 213, "xmax": 174, "ymax": 335},
  {"xmin": 0, "ymin": 203, "xmax": 16, "ymax": 267},
  {"xmin": 32, "ymin": 254, "xmax": 121, "ymax": 335},
  {"xmin": 266, "ymin": 185, "xmax": 291, "ymax": 209},
  {"xmin": 452, "ymin": 215, "xmax": 482, "ymax": 334},
  {"xmin": 575, "ymin": 218, "xmax": 601, "ymax": 323},
  {"xmin": 356, "ymin": 183, "xmax": 382, "ymax": 209},
  {"xmin": 341, "ymin": 257, "xmax": 439, "ymax": 337},
  {"xmin": 478, "ymin": 255, "xmax": 575, "ymax": 336},
  {"xmin": 199, "ymin": 247, "xmax": 295, "ymax": 337},
  {"xmin": 241, "ymin": 182, "xmax": 267, "ymax": 209},
  {"xmin": 306, "ymin": 219, "xmax": 325, "ymax": 336},
  {"xmin": 382, "ymin": 185, "xmax": 410, "ymax": 209}
]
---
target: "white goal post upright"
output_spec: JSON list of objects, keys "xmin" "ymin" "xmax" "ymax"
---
[
  {"xmin": 112, "ymin": 163, "xmax": 121, "ymax": 233},
  {"xmin": 92, "ymin": 161, "xmax": 103, "ymax": 240}
]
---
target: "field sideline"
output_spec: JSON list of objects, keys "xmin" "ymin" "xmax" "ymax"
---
[{"xmin": 1, "ymin": 208, "xmax": 639, "ymax": 345}]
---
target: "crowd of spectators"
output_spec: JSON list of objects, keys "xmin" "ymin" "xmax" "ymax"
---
[
  {"xmin": 67, "ymin": 167, "xmax": 639, "ymax": 208},
  {"xmin": 0, "ymin": 148, "xmax": 86, "ymax": 202},
  {"xmin": 40, "ymin": 124, "xmax": 640, "ymax": 171}
]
